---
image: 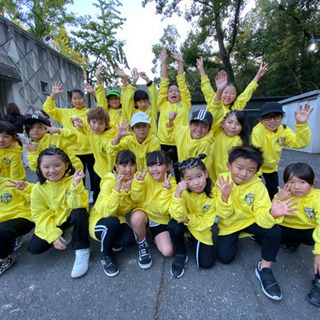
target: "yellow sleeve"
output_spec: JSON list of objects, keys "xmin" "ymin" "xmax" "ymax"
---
[
  {"xmin": 185, "ymin": 205, "xmax": 216, "ymax": 232},
  {"xmin": 9, "ymin": 152, "xmax": 26, "ymax": 180},
  {"xmin": 176, "ymin": 74, "xmax": 191, "ymax": 109},
  {"xmin": 130, "ymin": 177, "xmax": 146, "ymax": 203},
  {"xmin": 96, "ymin": 85, "xmax": 108, "ymax": 109},
  {"xmin": 158, "ymin": 78, "xmax": 169, "ymax": 111},
  {"xmin": 207, "ymin": 100, "xmax": 225, "ymax": 133},
  {"xmin": 148, "ymin": 83, "xmax": 159, "ymax": 119},
  {"xmin": 121, "ymin": 85, "xmax": 135, "ymax": 123},
  {"xmin": 283, "ymin": 122, "xmax": 311, "ymax": 149},
  {"xmin": 214, "ymin": 185, "xmax": 234, "ymax": 219},
  {"xmin": 201, "ymin": 75, "xmax": 216, "ymax": 105},
  {"xmin": 159, "ymin": 177, "xmax": 177, "ymax": 214},
  {"xmin": 42, "ymin": 97, "xmax": 64, "ymax": 123},
  {"xmin": 27, "ymin": 150, "xmax": 39, "ymax": 172},
  {"xmin": 165, "ymin": 125, "xmax": 176, "ymax": 144},
  {"xmin": 233, "ymin": 81, "xmax": 258, "ymax": 110},
  {"xmin": 312, "ymin": 200, "xmax": 320, "ymax": 255},
  {"xmin": 67, "ymin": 181, "xmax": 89, "ymax": 209},
  {"xmin": 169, "ymin": 194, "xmax": 188, "ymax": 222}
]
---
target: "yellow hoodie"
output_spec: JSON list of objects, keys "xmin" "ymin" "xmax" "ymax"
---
[
  {"xmin": 201, "ymin": 76, "xmax": 259, "ymax": 115},
  {"xmin": 216, "ymin": 172, "xmax": 282, "ymax": 236},
  {"xmin": 31, "ymin": 175, "xmax": 88, "ymax": 244},
  {"xmin": 131, "ymin": 173, "xmax": 177, "ymax": 225},
  {"xmin": 157, "ymin": 74, "xmax": 191, "ymax": 145},
  {"xmin": 96, "ymin": 84, "xmax": 124, "ymax": 128},
  {"xmin": 121, "ymin": 84, "xmax": 159, "ymax": 133},
  {"xmin": 27, "ymin": 129, "xmax": 83, "ymax": 171},
  {"xmin": 107, "ymin": 131, "xmax": 160, "ymax": 171},
  {"xmin": 169, "ymin": 189, "xmax": 217, "ymax": 245},
  {"xmin": 0, "ymin": 178, "xmax": 33, "ymax": 222},
  {"xmin": 251, "ymin": 122, "xmax": 311, "ymax": 173},
  {"xmin": 0, "ymin": 142, "xmax": 26, "ymax": 181},
  {"xmin": 43, "ymin": 97, "xmax": 91, "ymax": 155},
  {"xmin": 278, "ymin": 188, "xmax": 320, "ymax": 255},
  {"xmin": 89, "ymin": 172, "xmax": 137, "ymax": 240}
]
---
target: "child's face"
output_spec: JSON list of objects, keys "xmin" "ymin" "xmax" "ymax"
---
[
  {"xmin": 40, "ymin": 155, "xmax": 68, "ymax": 182},
  {"xmin": 136, "ymin": 99, "xmax": 149, "ymax": 112},
  {"xmin": 222, "ymin": 114, "xmax": 242, "ymax": 137},
  {"xmin": 286, "ymin": 175, "xmax": 314, "ymax": 198},
  {"xmin": 115, "ymin": 161, "xmax": 136, "ymax": 181},
  {"xmin": 132, "ymin": 123, "xmax": 150, "ymax": 143},
  {"xmin": 167, "ymin": 85, "xmax": 181, "ymax": 104},
  {"xmin": 29, "ymin": 123, "xmax": 47, "ymax": 142},
  {"xmin": 260, "ymin": 113, "xmax": 283, "ymax": 132},
  {"xmin": 148, "ymin": 163, "xmax": 170, "ymax": 182},
  {"xmin": 221, "ymin": 85, "xmax": 237, "ymax": 106},
  {"xmin": 227, "ymin": 157, "xmax": 258, "ymax": 185},
  {"xmin": 183, "ymin": 167, "xmax": 208, "ymax": 194},
  {"xmin": 189, "ymin": 121, "xmax": 210, "ymax": 139},
  {"xmin": 0, "ymin": 132, "xmax": 14, "ymax": 149},
  {"xmin": 108, "ymin": 96, "xmax": 121, "ymax": 109},
  {"xmin": 88, "ymin": 119, "xmax": 107, "ymax": 134},
  {"xmin": 71, "ymin": 92, "xmax": 85, "ymax": 109}
]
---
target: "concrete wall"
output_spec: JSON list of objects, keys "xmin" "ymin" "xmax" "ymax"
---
[{"xmin": 0, "ymin": 16, "xmax": 84, "ymax": 118}]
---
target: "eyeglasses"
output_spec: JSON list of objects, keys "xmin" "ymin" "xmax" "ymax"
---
[
  {"xmin": 261, "ymin": 114, "xmax": 283, "ymax": 121},
  {"xmin": 168, "ymin": 89, "xmax": 180, "ymax": 93}
]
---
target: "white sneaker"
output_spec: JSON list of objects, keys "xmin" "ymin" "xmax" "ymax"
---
[
  {"xmin": 71, "ymin": 248, "xmax": 90, "ymax": 278},
  {"xmin": 89, "ymin": 191, "xmax": 94, "ymax": 205}
]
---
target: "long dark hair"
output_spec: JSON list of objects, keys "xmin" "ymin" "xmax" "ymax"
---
[
  {"xmin": 223, "ymin": 110, "xmax": 249, "ymax": 146},
  {"xmin": 36, "ymin": 147, "xmax": 75, "ymax": 184}
]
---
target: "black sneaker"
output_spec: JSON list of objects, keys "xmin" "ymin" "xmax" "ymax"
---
[
  {"xmin": 13, "ymin": 237, "xmax": 22, "ymax": 252},
  {"xmin": 112, "ymin": 243, "xmax": 123, "ymax": 252},
  {"xmin": 138, "ymin": 242, "xmax": 152, "ymax": 269},
  {"xmin": 307, "ymin": 279, "xmax": 320, "ymax": 307},
  {"xmin": 171, "ymin": 254, "xmax": 188, "ymax": 278},
  {"xmin": 283, "ymin": 243, "xmax": 299, "ymax": 253},
  {"xmin": 0, "ymin": 257, "xmax": 13, "ymax": 276},
  {"xmin": 255, "ymin": 261, "xmax": 282, "ymax": 300},
  {"xmin": 101, "ymin": 255, "xmax": 119, "ymax": 277}
]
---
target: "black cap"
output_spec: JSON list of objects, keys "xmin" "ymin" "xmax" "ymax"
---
[
  {"xmin": 190, "ymin": 109, "xmax": 213, "ymax": 127},
  {"xmin": 24, "ymin": 113, "xmax": 50, "ymax": 126},
  {"xmin": 259, "ymin": 102, "xmax": 284, "ymax": 117}
]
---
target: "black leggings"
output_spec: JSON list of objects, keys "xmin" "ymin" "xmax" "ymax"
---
[
  {"xmin": 94, "ymin": 217, "xmax": 135, "ymax": 256},
  {"xmin": 168, "ymin": 218, "xmax": 215, "ymax": 269},
  {"xmin": 217, "ymin": 223, "xmax": 281, "ymax": 264},
  {"xmin": 28, "ymin": 208, "xmax": 90, "ymax": 254},
  {"xmin": 0, "ymin": 218, "xmax": 34, "ymax": 259},
  {"xmin": 262, "ymin": 171, "xmax": 279, "ymax": 200},
  {"xmin": 77, "ymin": 153, "xmax": 95, "ymax": 191}
]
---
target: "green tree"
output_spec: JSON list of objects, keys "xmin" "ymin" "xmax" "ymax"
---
[{"xmin": 71, "ymin": 0, "xmax": 128, "ymax": 86}]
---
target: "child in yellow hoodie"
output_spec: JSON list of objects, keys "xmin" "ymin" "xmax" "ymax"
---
[
  {"xmin": 216, "ymin": 146, "xmax": 298, "ymax": 301},
  {"xmin": 0, "ymin": 121, "xmax": 26, "ymax": 181},
  {"xmin": 0, "ymin": 173, "xmax": 34, "ymax": 276},
  {"xmin": 89, "ymin": 150, "xmax": 137, "ymax": 277},
  {"xmin": 130, "ymin": 150, "xmax": 176, "ymax": 270},
  {"xmin": 276, "ymin": 163, "xmax": 320, "ymax": 307},
  {"xmin": 28, "ymin": 148, "xmax": 90, "ymax": 279}
]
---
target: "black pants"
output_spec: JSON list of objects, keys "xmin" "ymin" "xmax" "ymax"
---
[
  {"xmin": 161, "ymin": 144, "xmax": 180, "ymax": 182},
  {"xmin": 28, "ymin": 208, "xmax": 90, "ymax": 254},
  {"xmin": 168, "ymin": 218, "xmax": 215, "ymax": 269},
  {"xmin": 94, "ymin": 217, "xmax": 135, "ymax": 256},
  {"xmin": 93, "ymin": 172, "xmax": 101, "ymax": 203},
  {"xmin": 262, "ymin": 171, "xmax": 279, "ymax": 200},
  {"xmin": 217, "ymin": 223, "xmax": 281, "ymax": 264},
  {"xmin": 0, "ymin": 218, "xmax": 34, "ymax": 259},
  {"xmin": 77, "ymin": 153, "xmax": 95, "ymax": 191}
]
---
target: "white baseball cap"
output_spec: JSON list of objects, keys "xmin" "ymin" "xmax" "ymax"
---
[{"xmin": 131, "ymin": 112, "xmax": 150, "ymax": 127}]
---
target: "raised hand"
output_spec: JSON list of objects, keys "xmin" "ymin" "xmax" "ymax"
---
[
  {"xmin": 71, "ymin": 117, "xmax": 83, "ymax": 131},
  {"xmin": 169, "ymin": 111, "xmax": 178, "ymax": 121},
  {"xmin": 117, "ymin": 120, "xmax": 132, "ymax": 138},
  {"xmin": 196, "ymin": 57, "xmax": 206, "ymax": 77},
  {"xmin": 131, "ymin": 68, "xmax": 139, "ymax": 85},
  {"xmin": 216, "ymin": 175, "xmax": 233, "ymax": 203},
  {"xmin": 25, "ymin": 141, "xmax": 38, "ymax": 152},
  {"xmin": 270, "ymin": 195, "xmax": 298, "ymax": 218},
  {"xmin": 162, "ymin": 173, "xmax": 172, "ymax": 190},
  {"xmin": 136, "ymin": 165, "xmax": 148, "ymax": 181},
  {"xmin": 50, "ymin": 81, "xmax": 63, "ymax": 100},
  {"xmin": 82, "ymin": 82, "xmax": 95, "ymax": 94},
  {"xmin": 73, "ymin": 169, "xmax": 85, "ymax": 187},
  {"xmin": 215, "ymin": 70, "xmax": 227, "ymax": 91},
  {"xmin": 277, "ymin": 184, "xmax": 291, "ymax": 201},
  {"xmin": 96, "ymin": 65, "xmax": 105, "ymax": 78},
  {"xmin": 175, "ymin": 180, "xmax": 189, "ymax": 198},
  {"xmin": 139, "ymin": 71, "xmax": 150, "ymax": 83},
  {"xmin": 172, "ymin": 51, "xmax": 183, "ymax": 63},
  {"xmin": 122, "ymin": 178, "xmax": 134, "ymax": 193},
  {"xmin": 45, "ymin": 124, "xmax": 60, "ymax": 135},
  {"xmin": 255, "ymin": 61, "xmax": 268, "ymax": 80},
  {"xmin": 115, "ymin": 68, "xmax": 128, "ymax": 79},
  {"xmin": 113, "ymin": 170, "xmax": 124, "ymax": 192},
  {"xmin": 6, "ymin": 179, "xmax": 28, "ymax": 190},
  {"xmin": 160, "ymin": 47, "xmax": 168, "ymax": 64},
  {"xmin": 294, "ymin": 103, "xmax": 314, "ymax": 124}
]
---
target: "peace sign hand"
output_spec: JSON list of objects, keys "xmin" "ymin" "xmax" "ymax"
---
[
  {"xmin": 136, "ymin": 165, "xmax": 148, "ymax": 181},
  {"xmin": 162, "ymin": 173, "xmax": 172, "ymax": 190},
  {"xmin": 113, "ymin": 170, "xmax": 124, "ymax": 192},
  {"xmin": 25, "ymin": 141, "xmax": 38, "ymax": 152},
  {"xmin": 6, "ymin": 179, "xmax": 28, "ymax": 190}
]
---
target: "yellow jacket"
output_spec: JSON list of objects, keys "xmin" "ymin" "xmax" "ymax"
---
[
  {"xmin": 31, "ymin": 176, "xmax": 88, "ymax": 243},
  {"xmin": 77, "ymin": 122, "xmax": 118, "ymax": 177},
  {"xmin": 216, "ymin": 172, "xmax": 282, "ymax": 235},
  {"xmin": 89, "ymin": 172, "xmax": 137, "ymax": 240},
  {"xmin": 96, "ymin": 84, "xmax": 124, "ymax": 128},
  {"xmin": 42, "ymin": 97, "xmax": 91, "ymax": 155},
  {"xmin": 251, "ymin": 122, "xmax": 311, "ymax": 173},
  {"xmin": 108, "ymin": 131, "xmax": 160, "ymax": 171},
  {"xmin": 169, "ymin": 189, "xmax": 217, "ymax": 245},
  {"xmin": 279, "ymin": 188, "xmax": 320, "ymax": 255},
  {"xmin": 121, "ymin": 84, "xmax": 158, "ymax": 133},
  {"xmin": 0, "ymin": 142, "xmax": 26, "ymax": 181},
  {"xmin": 157, "ymin": 74, "xmax": 191, "ymax": 145},
  {"xmin": 131, "ymin": 173, "xmax": 177, "ymax": 225},
  {"xmin": 201, "ymin": 76, "xmax": 259, "ymax": 115},
  {"xmin": 0, "ymin": 178, "xmax": 33, "ymax": 222},
  {"xmin": 27, "ymin": 129, "xmax": 83, "ymax": 171}
]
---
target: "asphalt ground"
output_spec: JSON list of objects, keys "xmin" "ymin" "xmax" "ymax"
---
[{"xmin": 1, "ymin": 149, "xmax": 320, "ymax": 320}]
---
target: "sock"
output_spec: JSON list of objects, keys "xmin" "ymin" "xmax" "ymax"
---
[{"xmin": 137, "ymin": 237, "xmax": 147, "ymax": 247}]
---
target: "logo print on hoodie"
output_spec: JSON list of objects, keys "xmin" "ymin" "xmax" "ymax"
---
[
  {"xmin": 202, "ymin": 205, "xmax": 210, "ymax": 213},
  {"xmin": 1, "ymin": 192, "xmax": 12, "ymax": 204},
  {"xmin": 277, "ymin": 137, "xmax": 284, "ymax": 146},
  {"xmin": 304, "ymin": 207, "xmax": 314, "ymax": 220},
  {"xmin": 245, "ymin": 193, "xmax": 254, "ymax": 205},
  {"xmin": 4, "ymin": 157, "xmax": 11, "ymax": 164}
]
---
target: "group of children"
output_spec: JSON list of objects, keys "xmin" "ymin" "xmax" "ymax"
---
[{"xmin": 0, "ymin": 49, "xmax": 319, "ymax": 307}]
